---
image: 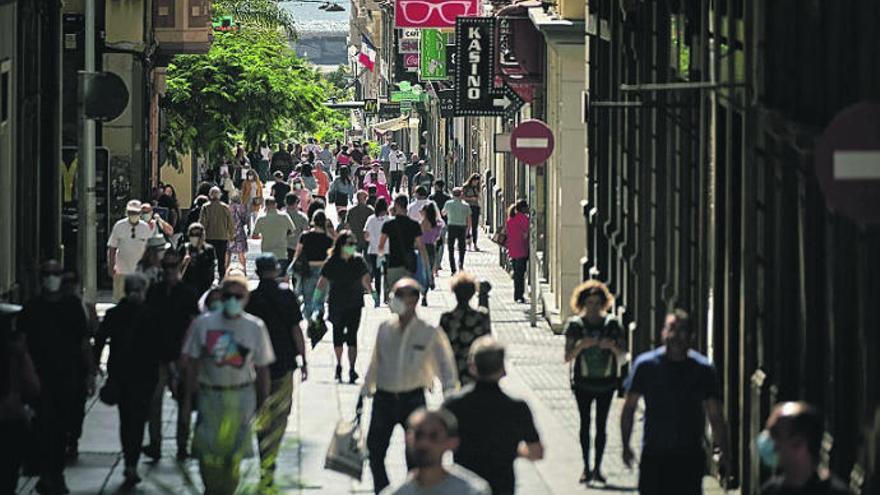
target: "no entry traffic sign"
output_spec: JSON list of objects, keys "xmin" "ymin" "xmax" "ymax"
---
[
  {"xmin": 815, "ymin": 102, "xmax": 880, "ymax": 224},
  {"xmin": 510, "ymin": 119, "xmax": 554, "ymax": 165}
]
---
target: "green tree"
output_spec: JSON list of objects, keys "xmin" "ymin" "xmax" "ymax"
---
[
  {"xmin": 161, "ymin": 29, "xmax": 348, "ymax": 164},
  {"xmin": 213, "ymin": 0, "xmax": 297, "ymax": 38}
]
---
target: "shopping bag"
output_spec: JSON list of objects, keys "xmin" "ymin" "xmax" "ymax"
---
[
  {"xmin": 307, "ymin": 315, "xmax": 328, "ymax": 349},
  {"xmin": 491, "ymin": 229, "xmax": 508, "ymax": 246},
  {"xmin": 324, "ymin": 396, "xmax": 366, "ymax": 480}
]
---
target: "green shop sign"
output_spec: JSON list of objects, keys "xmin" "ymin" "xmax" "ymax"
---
[
  {"xmin": 419, "ymin": 29, "xmax": 447, "ymax": 81},
  {"xmin": 390, "ymin": 81, "xmax": 428, "ymax": 102}
]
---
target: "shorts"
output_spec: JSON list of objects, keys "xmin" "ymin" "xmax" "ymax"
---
[{"xmin": 329, "ymin": 307, "xmax": 362, "ymax": 347}]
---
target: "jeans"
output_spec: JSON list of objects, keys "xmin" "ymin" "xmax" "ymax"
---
[
  {"xmin": 119, "ymin": 381, "xmax": 154, "ymax": 467},
  {"xmin": 424, "ymin": 244, "xmax": 436, "ymax": 289},
  {"xmin": 211, "ymin": 239, "xmax": 228, "ymax": 279},
  {"xmin": 512, "ymin": 257, "xmax": 527, "ymax": 301},
  {"xmin": 366, "ymin": 254, "xmax": 383, "ymax": 304},
  {"xmin": 367, "ymin": 390, "xmax": 426, "ymax": 494},
  {"xmin": 298, "ymin": 266, "xmax": 322, "ymax": 315},
  {"xmin": 447, "ymin": 225, "xmax": 467, "ymax": 272},
  {"xmin": 257, "ymin": 374, "xmax": 294, "ymax": 484},
  {"xmin": 638, "ymin": 450, "xmax": 706, "ymax": 495},
  {"xmin": 469, "ymin": 205, "xmax": 481, "ymax": 244},
  {"xmin": 574, "ymin": 388, "xmax": 614, "ymax": 472},
  {"xmin": 389, "ymin": 171, "xmax": 403, "ymax": 193}
]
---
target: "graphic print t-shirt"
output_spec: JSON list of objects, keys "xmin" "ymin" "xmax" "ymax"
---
[{"xmin": 182, "ymin": 311, "xmax": 276, "ymax": 386}]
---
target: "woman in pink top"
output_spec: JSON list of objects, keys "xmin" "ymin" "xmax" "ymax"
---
[{"xmin": 506, "ymin": 199, "xmax": 530, "ymax": 303}]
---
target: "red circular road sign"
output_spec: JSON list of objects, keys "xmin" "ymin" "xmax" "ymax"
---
[
  {"xmin": 510, "ymin": 119, "xmax": 554, "ymax": 165},
  {"xmin": 815, "ymin": 102, "xmax": 880, "ymax": 224}
]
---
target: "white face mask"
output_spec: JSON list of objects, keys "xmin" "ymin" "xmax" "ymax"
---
[
  {"xmin": 388, "ymin": 296, "xmax": 408, "ymax": 315},
  {"xmin": 42, "ymin": 275, "xmax": 62, "ymax": 293},
  {"xmin": 128, "ymin": 214, "xmax": 140, "ymax": 224},
  {"xmin": 189, "ymin": 236, "xmax": 202, "ymax": 246}
]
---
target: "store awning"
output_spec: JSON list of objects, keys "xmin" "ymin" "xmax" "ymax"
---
[{"xmin": 371, "ymin": 115, "xmax": 409, "ymax": 134}]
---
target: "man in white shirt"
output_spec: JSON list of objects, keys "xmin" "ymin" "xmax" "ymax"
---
[
  {"xmin": 107, "ymin": 200, "xmax": 153, "ymax": 301},
  {"xmin": 362, "ymin": 278, "xmax": 458, "ymax": 494},
  {"xmin": 406, "ymin": 186, "xmax": 439, "ymax": 222},
  {"xmin": 380, "ymin": 408, "xmax": 490, "ymax": 495},
  {"xmin": 388, "ymin": 143, "xmax": 406, "ymax": 194}
]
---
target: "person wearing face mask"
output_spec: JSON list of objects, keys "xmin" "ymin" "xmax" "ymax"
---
[
  {"xmin": 179, "ymin": 222, "xmax": 218, "ymax": 295},
  {"xmin": 180, "ymin": 275, "xmax": 275, "ymax": 495},
  {"xmin": 758, "ymin": 402, "xmax": 848, "ymax": 495},
  {"xmin": 361, "ymin": 278, "xmax": 458, "ymax": 494},
  {"xmin": 290, "ymin": 177, "xmax": 313, "ymax": 214},
  {"xmin": 140, "ymin": 202, "xmax": 174, "ymax": 238},
  {"xmin": 108, "ymin": 199, "xmax": 153, "ymax": 301},
  {"xmin": 199, "ymin": 187, "xmax": 235, "ymax": 280},
  {"xmin": 19, "ymin": 260, "xmax": 95, "ymax": 494},
  {"xmin": 312, "ymin": 231, "xmax": 372, "ymax": 383},
  {"xmin": 241, "ymin": 169, "xmax": 264, "ymax": 210},
  {"xmin": 136, "ymin": 237, "xmax": 169, "ymax": 287},
  {"xmin": 142, "ymin": 250, "xmax": 200, "ymax": 462},
  {"xmin": 94, "ymin": 274, "xmax": 163, "ymax": 487},
  {"xmin": 620, "ymin": 309, "xmax": 732, "ymax": 495}
]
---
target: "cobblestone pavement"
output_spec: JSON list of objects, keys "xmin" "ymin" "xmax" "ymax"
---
[{"xmin": 17, "ymin": 221, "xmax": 731, "ymax": 494}]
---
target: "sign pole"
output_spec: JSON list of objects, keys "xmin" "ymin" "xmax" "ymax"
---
[
  {"xmin": 529, "ymin": 165, "xmax": 537, "ymax": 327},
  {"xmin": 77, "ymin": 0, "xmax": 97, "ymax": 303}
]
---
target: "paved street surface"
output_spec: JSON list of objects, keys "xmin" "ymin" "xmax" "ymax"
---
[{"xmin": 17, "ymin": 230, "xmax": 732, "ymax": 494}]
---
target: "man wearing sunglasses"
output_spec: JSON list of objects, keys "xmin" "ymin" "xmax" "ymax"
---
[
  {"xmin": 108, "ymin": 199, "xmax": 153, "ymax": 301},
  {"xmin": 362, "ymin": 278, "xmax": 458, "ymax": 494},
  {"xmin": 180, "ymin": 275, "xmax": 275, "ymax": 495}
]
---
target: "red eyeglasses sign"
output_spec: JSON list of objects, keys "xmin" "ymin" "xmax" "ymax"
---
[{"xmin": 395, "ymin": 0, "xmax": 479, "ymax": 28}]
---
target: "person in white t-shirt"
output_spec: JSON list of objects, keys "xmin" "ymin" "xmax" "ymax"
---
[
  {"xmin": 363, "ymin": 197, "xmax": 390, "ymax": 307},
  {"xmin": 388, "ymin": 143, "xmax": 406, "ymax": 193},
  {"xmin": 180, "ymin": 274, "xmax": 275, "ymax": 495},
  {"xmin": 107, "ymin": 200, "xmax": 153, "ymax": 301},
  {"xmin": 380, "ymin": 408, "xmax": 490, "ymax": 495}
]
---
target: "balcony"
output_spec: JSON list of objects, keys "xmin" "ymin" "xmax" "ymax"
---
[{"xmin": 154, "ymin": 0, "xmax": 213, "ymax": 56}]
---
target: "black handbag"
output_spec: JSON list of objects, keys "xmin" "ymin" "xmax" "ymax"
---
[{"xmin": 99, "ymin": 378, "xmax": 120, "ymax": 406}]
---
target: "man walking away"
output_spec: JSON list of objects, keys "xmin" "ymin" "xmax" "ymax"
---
[
  {"xmin": 379, "ymin": 195, "xmax": 429, "ymax": 296},
  {"xmin": 380, "ymin": 408, "xmax": 490, "ymax": 495},
  {"xmin": 442, "ymin": 188, "xmax": 471, "ymax": 273},
  {"xmin": 444, "ymin": 337, "xmax": 543, "ymax": 495},
  {"xmin": 284, "ymin": 193, "xmax": 310, "ymax": 272},
  {"xmin": 758, "ymin": 402, "xmax": 849, "ymax": 495},
  {"xmin": 246, "ymin": 254, "xmax": 307, "ymax": 491},
  {"xmin": 181, "ymin": 275, "xmax": 275, "ymax": 495},
  {"xmin": 621, "ymin": 309, "xmax": 732, "ymax": 495},
  {"xmin": 199, "ymin": 187, "xmax": 234, "ymax": 279},
  {"xmin": 347, "ymin": 190, "xmax": 374, "ymax": 254},
  {"xmin": 362, "ymin": 278, "xmax": 458, "ymax": 494},
  {"xmin": 439, "ymin": 273, "xmax": 490, "ymax": 386},
  {"xmin": 108, "ymin": 199, "xmax": 152, "ymax": 301},
  {"xmin": 253, "ymin": 197, "xmax": 296, "ymax": 270}
]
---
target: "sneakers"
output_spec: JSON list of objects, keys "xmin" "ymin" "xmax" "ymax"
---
[{"xmin": 349, "ymin": 369, "xmax": 359, "ymax": 384}]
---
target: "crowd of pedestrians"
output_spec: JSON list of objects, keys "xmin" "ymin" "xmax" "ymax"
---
[{"xmin": 0, "ymin": 133, "xmax": 850, "ymax": 495}]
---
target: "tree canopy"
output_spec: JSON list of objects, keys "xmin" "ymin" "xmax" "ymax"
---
[{"xmin": 161, "ymin": 27, "xmax": 348, "ymax": 164}]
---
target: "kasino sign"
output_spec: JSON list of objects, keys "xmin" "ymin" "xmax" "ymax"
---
[
  {"xmin": 454, "ymin": 17, "xmax": 495, "ymax": 116},
  {"xmin": 395, "ymin": 0, "xmax": 479, "ymax": 29}
]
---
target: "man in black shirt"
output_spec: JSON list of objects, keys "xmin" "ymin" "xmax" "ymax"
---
[
  {"xmin": 19, "ymin": 260, "xmax": 94, "ymax": 494},
  {"xmin": 143, "ymin": 250, "xmax": 200, "ymax": 461},
  {"xmin": 270, "ymin": 170, "xmax": 291, "ymax": 202},
  {"xmin": 246, "ymin": 254, "xmax": 307, "ymax": 490},
  {"xmin": 444, "ymin": 336, "xmax": 544, "ymax": 495},
  {"xmin": 378, "ymin": 195, "xmax": 429, "ymax": 298},
  {"xmin": 759, "ymin": 402, "xmax": 849, "ymax": 495}
]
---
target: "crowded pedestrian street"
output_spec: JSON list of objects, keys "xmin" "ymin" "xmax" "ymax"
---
[
  {"xmin": 15, "ymin": 235, "xmax": 724, "ymax": 495},
  {"xmin": 3, "ymin": 1, "xmax": 879, "ymax": 494}
]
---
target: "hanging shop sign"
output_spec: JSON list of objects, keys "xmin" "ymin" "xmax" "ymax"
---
[
  {"xmin": 403, "ymin": 52, "xmax": 420, "ymax": 72},
  {"xmin": 400, "ymin": 38, "xmax": 420, "ymax": 53},
  {"xmin": 454, "ymin": 17, "xmax": 497, "ymax": 116},
  {"xmin": 454, "ymin": 17, "xmax": 524, "ymax": 117},
  {"xmin": 445, "ymin": 39, "xmax": 457, "ymax": 80},
  {"xmin": 364, "ymin": 98, "xmax": 378, "ymax": 114},
  {"xmin": 437, "ymin": 89, "xmax": 456, "ymax": 118},
  {"xmin": 492, "ymin": 1, "xmax": 544, "ymax": 103},
  {"xmin": 379, "ymin": 102, "xmax": 402, "ymax": 119},
  {"xmin": 395, "ymin": 0, "xmax": 479, "ymax": 29},
  {"xmin": 419, "ymin": 29, "xmax": 448, "ymax": 81}
]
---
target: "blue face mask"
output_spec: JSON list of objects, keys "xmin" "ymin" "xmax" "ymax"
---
[
  {"xmin": 208, "ymin": 300, "xmax": 224, "ymax": 313},
  {"xmin": 756, "ymin": 430, "xmax": 778, "ymax": 468},
  {"xmin": 224, "ymin": 297, "xmax": 244, "ymax": 317}
]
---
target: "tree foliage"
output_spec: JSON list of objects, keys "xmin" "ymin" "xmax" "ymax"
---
[
  {"xmin": 213, "ymin": 0, "xmax": 298, "ymax": 39},
  {"xmin": 161, "ymin": 28, "xmax": 348, "ymax": 164}
]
